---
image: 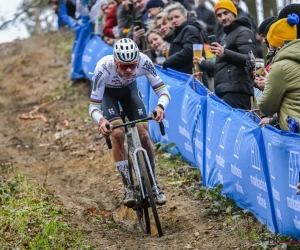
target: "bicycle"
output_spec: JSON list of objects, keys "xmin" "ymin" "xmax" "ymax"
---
[{"xmin": 105, "ymin": 110, "xmax": 165, "ymax": 237}]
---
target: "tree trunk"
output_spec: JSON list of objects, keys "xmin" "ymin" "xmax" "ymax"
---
[
  {"xmin": 263, "ymin": 0, "xmax": 278, "ymax": 17},
  {"xmin": 34, "ymin": 5, "xmax": 42, "ymax": 35}
]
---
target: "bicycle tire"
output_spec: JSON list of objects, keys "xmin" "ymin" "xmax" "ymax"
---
[
  {"xmin": 128, "ymin": 155, "xmax": 151, "ymax": 234},
  {"xmin": 137, "ymin": 151, "xmax": 163, "ymax": 237}
]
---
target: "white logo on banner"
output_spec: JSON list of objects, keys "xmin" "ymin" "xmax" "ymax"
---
[
  {"xmin": 194, "ymin": 104, "xmax": 202, "ymax": 121},
  {"xmin": 287, "ymin": 195, "xmax": 300, "ymax": 212},
  {"xmin": 268, "ymin": 143, "xmax": 276, "ymax": 180},
  {"xmin": 235, "ymin": 181, "xmax": 244, "ymax": 194},
  {"xmin": 216, "ymin": 154, "xmax": 225, "ymax": 168},
  {"xmin": 207, "ymin": 110, "xmax": 214, "ymax": 141},
  {"xmin": 293, "ymin": 216, "xmax": 300, "ymax": 229},
  {"xmin": 289, "ymin": 151, "xmax": 300, "ymax": 189},
  {"xmin": 184, "ymin": 141, "xmax": 193, "ymax": 153},
  {"xmin": 251, "ymin": 139, "xmax": 262, "ymax": 171},
  {"xmin": 257, "ymin": 193, "xmax": 267, "ymax": 209},
  {"xmin": 276, "ymin": 206, "xmax": 282, "ymax": 220},
  {"xmin": 197, "ymin": 153, "xmax": 202, "ymax": 166},
  {"xmin": 272, "ymin": 186, "xmax": 280, "ymax": 201},
  {"xmin": 231, "ymin": 163, "xmax": 243, "ymax": 179},
  {"xmin": 234, "ymin": 126, "xmax": 245, "ymax": 159},
  {"xmin": 181, "ymin": 94, "xmax": 189, "ymax": 124},
  {"xmin": 250, "ymin": 175, "xmax": 267, "ymax": 192},
  {"xmin": 179, "ymin": 126, "xmax": 190, "ymax": 140},
  {"xmin": 194, "ymin": 136, "xmax": 203, "ymax": 150},
  {"xmin": 219, "ymin": 118, "xmax": 231, "ymax": 149}
]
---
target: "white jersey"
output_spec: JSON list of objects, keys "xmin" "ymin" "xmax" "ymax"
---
[{"xmin": 89, "ymin": 53, "xmax": 171, "ymax": 124}]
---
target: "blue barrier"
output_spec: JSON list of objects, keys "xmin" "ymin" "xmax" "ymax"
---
[{"xmin": 83, "ymin": 42, "xmax": 300, "ymax": 239}]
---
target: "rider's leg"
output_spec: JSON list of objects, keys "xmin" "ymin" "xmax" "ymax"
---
[
  {"xmin": 137, "ymin": 123, "xmax": 166, "ymax": 205},
  {"xmin": 111, "ymin": 125, "xmax": 135, "ymax": 207}
]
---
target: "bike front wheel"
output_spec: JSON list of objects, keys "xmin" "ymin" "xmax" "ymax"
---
[{"xmin": 137, "ymin": 152, "xmax": 163, "ymax": 237}]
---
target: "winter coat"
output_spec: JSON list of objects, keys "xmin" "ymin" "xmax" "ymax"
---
[
  {"xmin": 162, "ymin": 16, "xmax": 208, "ymax": 76},
  {"xmin": 202, "ymin": 16, "xmax": 256, "ymax": 98},
  {"xmin": 103, "ymin": 4, "xmax": 118, "ymax": 38},
  {"xmin": 258, "ymin": 39, "xmax": 300, "ymax": 133}
]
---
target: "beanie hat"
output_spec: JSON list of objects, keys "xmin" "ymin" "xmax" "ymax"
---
[
  {"xmin": 258, "ymin": 16, "xmax": 277, "ymax": 35},
  {"xmin": 267, "ymin": 13, "xmax": 299, "ymax": 48},
  {"xmin": 214, "ymin": 0, "xmax": 237, "ymax": 17},
  {"xmin": 278, "ymin": 4, "xmax": 300, "ymax": 38},
  {"xmin": 146, "ymin": 0, "xmax": 165, "ymax": 11}
]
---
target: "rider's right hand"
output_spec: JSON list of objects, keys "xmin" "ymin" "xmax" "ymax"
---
[{"xmin": 99, "ymin": 118, "xmax": 112, "ymax": 137}]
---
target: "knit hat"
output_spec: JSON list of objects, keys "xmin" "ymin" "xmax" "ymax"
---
[
  {"xmin": 267, "ymin": 13, "xmax": 299, "ymax": 48},
  {"xmin": 278, "ymin": 4, "xmax": 300, "ymax": 38},
  {"xmin": 258, "ymin": 16, "xmax": 277, "ymax": 35},
  {"xmin": 214, "ymin": 0, "xmax": 237, "ymax": 17},
  {"xmin": 146, "ymin": 0, "xmax": 165, "ymax": 11}
]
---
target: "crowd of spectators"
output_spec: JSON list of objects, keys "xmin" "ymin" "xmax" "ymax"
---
[{"xmin": 48, "ymin": 0, "xmax": 300, "ymax": 137}]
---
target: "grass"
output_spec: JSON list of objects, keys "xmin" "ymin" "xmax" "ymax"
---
[{"xmin": 0, "ymin": 170, "xmax": 93, "ymax": 250}]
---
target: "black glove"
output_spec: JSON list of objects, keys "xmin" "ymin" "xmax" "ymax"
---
[{"xmin": 245, "ymin": 60, "xmax": 255, "ymax": 80}]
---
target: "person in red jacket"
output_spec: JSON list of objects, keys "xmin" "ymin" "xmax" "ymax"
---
[{"xmin": 103, "ymin": 0, "xmax": 118, "ymax": 38}]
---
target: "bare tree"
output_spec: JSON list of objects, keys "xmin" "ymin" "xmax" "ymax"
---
[{"xmin": 0, "ymin": 0, "xmax": 56, "ymax": 35}]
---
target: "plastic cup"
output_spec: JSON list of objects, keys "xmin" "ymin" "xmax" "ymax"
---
[
  {"xmin": 193, "ymin": 44, "xmax": 203, "ymax": 58},
  {"xmin": 112, "ymin": 26, "xmax": 120, "ymax": 40}
]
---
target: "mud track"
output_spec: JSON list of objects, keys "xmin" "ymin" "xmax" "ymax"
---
[{"xmin": 0, "ymin": 32, "xmax": 255, "ymax": 250}]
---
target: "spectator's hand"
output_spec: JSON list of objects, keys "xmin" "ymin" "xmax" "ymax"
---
[
  {"xmin": 210, "ymin": 42, "xmax": 224, "ymax": 57},
  {"xmin": 133, "ymin": 27, "xmax": 145, "ymax": 43},
  {"xmin": 297, "ymin": 183, "xmax": 300, "ymax": 195},
  {"xmin": 99, "ymin": 118, "xmax": 112, "ymax": 137},
  {"xmin": 258, "ymin": 117, "xmax": 270, "ymax": 126},
  {"xmin": 193, "ymin": 56, "xmax": 205, "ymax": 64},
  {"xmin": 152, "ymin": 105, "xmax": 165, "ymax": 123},
  {"xmin": 254, "ymin": 74, "xmax": 267, "ymax": 91},
  {"xmin": 245, "ymin": 59, "xmax": 255, "ymax": 80}
]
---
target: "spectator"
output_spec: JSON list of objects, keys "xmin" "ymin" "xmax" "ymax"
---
[
  {"xmin": 103, "ymin": 0, "xmax": 119, "ymax": 38},
  {"xmin": 258, "ymin": 14, "xmax": 300, "ymax": 133},
  {"xmin": 117, "ymin": 0, "xmax": 139, "ymax": 38},
  {"xmin": 162, "ymin": 2, "xmax": 209, "ymax": 87},
  {"xmin": 146, "ymin": 29, "xmax": 169, "ymax": 62},
  {"xmin": 145, "ymin": 0, "xmax": 165, "ymax": 19},
  {"xmin": 297, "ymin": 183, "xmax": 300, "ymax": 195},
  {"xmin": 154, "ymin": 12, "xmax": 174, "ymax": 43},
  {"xmin": 197, "ymin": 0, "xmax": 256, "ymax": 109},
  {"xmin": 94, "ymin": 1, "xmax": 109, "ymax": 36},
  {"xmin": 231, "ymin": 0, "xmax": 263, "ymax": 58},
  {"xmin": 194, "ymin": 0, "xmax": 217, "ymax": 35},
  {"xmin": 258, "ymin": 16, "xmax": 277, "ymax": 44},
  {"xmin": 131, "ymin": 0, "xmax": 149, "ymax": 50}
]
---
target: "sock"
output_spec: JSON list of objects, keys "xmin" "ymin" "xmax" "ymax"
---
[{"xmin": 116, "ymin": 160, "xmax": 131, "ymax": 187}]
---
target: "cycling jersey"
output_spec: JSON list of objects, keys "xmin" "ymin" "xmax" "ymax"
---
[{"xmin": 89, "ymin": 52, "xmax": 171, "ymax": 124}]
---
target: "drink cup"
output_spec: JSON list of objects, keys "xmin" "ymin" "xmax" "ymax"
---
[
  {"xmin": 193, "ymin": 44, "xmax": 203, "ymax": 58},
  {"xmin": 112, "ymin": 26, "xmax": 120, "ymax": 40},
  {"xmin": 164, "ymin": 45, "xmax": 170, "ymax": 58},
  {"xmin": 255, "ymin": 58, "xmax": 265, "ymax": 77}
]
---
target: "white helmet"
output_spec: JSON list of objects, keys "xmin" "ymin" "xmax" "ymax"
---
[{"xmin": 113, "ymin": 38, "xmax": 139, "ymax": 63}]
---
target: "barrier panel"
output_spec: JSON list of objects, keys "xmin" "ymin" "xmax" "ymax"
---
[{"xmin": 82, "ymin": 42, "xmax": 300, "ymax": 239}]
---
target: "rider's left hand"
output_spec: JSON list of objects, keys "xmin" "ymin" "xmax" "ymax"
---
[{"xmin": 153, "ymin": 106, "xmax": 165, "ymax": 123}]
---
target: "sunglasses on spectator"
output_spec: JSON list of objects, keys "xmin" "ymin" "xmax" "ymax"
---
[{"xmin": 117, "ymin": 62, "xmax": 138, "ymax": 70}]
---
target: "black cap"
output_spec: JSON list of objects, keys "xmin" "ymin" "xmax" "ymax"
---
[
  {"xmin": 278, "ymin": 4, "xmax": 300, "ymax": 38},
  {"xmin": 258, "ymin": 16, "xmax": 277, "ymax": 35}
]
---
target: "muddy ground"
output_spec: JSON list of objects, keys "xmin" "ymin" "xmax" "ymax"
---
[{"xmin": 0, "ymin": 31, "xmax": 262, "ymax": 250}]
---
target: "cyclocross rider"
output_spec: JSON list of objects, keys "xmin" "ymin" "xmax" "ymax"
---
[{"xmin": 89, "ymin": 38, "xmax": 171, "ymax": 207}]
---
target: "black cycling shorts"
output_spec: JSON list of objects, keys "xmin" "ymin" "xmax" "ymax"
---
[{"xmin": 102, "ymin": 81, "xmax": 147, "ymax": 123}]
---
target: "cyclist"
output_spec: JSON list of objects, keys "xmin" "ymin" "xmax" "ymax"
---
[{"xmin": 89, "ymin": 38, "xmax": 170, "ymax": 207}]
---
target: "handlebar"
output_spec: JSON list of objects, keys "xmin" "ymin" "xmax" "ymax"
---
[{"xmin": 105, "ymin": 110, "xmax": 165, "ymax": 149}]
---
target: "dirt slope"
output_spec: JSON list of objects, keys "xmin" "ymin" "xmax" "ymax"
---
[{"xmin": 0, "ymin": 31, "xmax": 257, "ymax": 250}]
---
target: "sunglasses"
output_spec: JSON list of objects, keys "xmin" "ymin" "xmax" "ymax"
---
[{"xmin": 117, "ymin": 62, "xmax": 138, "ymax": 71}]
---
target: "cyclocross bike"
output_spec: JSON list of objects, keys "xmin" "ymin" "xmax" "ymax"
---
[{"xmin": 105, "ymin": 110, "xmax": 165, "ymax": 237}]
